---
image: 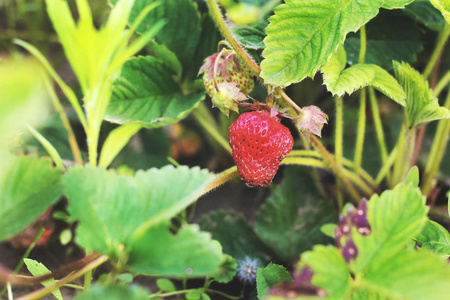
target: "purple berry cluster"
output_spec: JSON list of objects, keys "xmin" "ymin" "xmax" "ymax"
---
[{"xmin": 335, "ymin": 199, "xmax": 372, "ymax": 262}]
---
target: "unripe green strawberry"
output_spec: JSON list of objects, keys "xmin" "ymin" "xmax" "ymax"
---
[
  {"xmin": 229, "ymin": 110, "xmax": 293, "ymax": 187},
  {"xmin": 199, "ymin": 52, "xmax": 254, "ymax": 116}
]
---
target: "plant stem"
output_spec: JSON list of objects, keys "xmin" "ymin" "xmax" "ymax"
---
[
  {"xmin": 375, "ymin": 146, "xmax": 397, "ymax": 186},
  {"xmin": 16, "ymin": 255, "xmax": 108, "ymax": 300},
  {"xmin": 204, "ymin": 166, "xmax": 238, "ymax": 194},
  {"xmin": 422, "ymin": 90, "xmax": 450, "ymax": 195},
  {"xmin": 354, "ymin": 88, "xmax": 366, "ymax": 173},
  {"xmin": 368, "ymin": 88, "xmax": 388, "ymax": 164},
  {"xmin": 354, "ymin": 25, "xmax": 367, "ymax": 174},
  {"xmin": 423, "ymin": 24, "xmax": 450, "ymax": 79},
  {"xmin": 309, "ymin": 136, "xmax": 361, "ymax": 203},
  {"xmin": 193, "ymin": 102, "xmax": 232, "ymax": 154},
  {"xmin": 43, "ymin": 75, "xmax": 83, "ymax": 166},
  {"xmin": 282, "ymin": 157, "xmax": 373, "ymax": 197},
  {"xmin": 205, "ymin": 0, "xmax": 261, "ymax": 78},
  {"xmin": 358, "ymin": 25, "xmax": 367, "ymax": 64},
  {"xmin": 392, "ymin": 124, "xmax": 416, "ymax": 186},
  {"xmin": 335, "ymin": 96, "xmax": 344, "ymax": 209},
  {"xmin": 434, "ymin": 69, "xmax": 450, "ymax": 97}
]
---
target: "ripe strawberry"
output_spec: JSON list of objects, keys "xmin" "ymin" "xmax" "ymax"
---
[
  {"xmin": 229, "ymin": 110, "xmax": 294, "ymax": 187},
  {"xmin": 198, "ymin": 52, "xmax": 254, "ymax": 116}
]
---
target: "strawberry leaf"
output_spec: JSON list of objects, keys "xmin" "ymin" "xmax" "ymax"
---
[
  {"xmin": 260, "ymin": 0, "xmax": 384, "ymax": 86},
  {"xmin": 63, "ymin": 165, "xmax": 214, "ymax": 259},
  {"xmin": 129, "ymin": 223, "xmax": 223, "ymax": 277},
  {"xmin": 430, "ymin": 0, "xmax": 450, "ymax": 24},
  {"xmin": 393, "ymin": 61, "xmax": 450, "ymax": 129},
  {"xmin": 255, "ymin": 167, "xmax": 337, "ymax": 262},
  {"xmin": 352, "ymin": 183, "xmax": 428, "ymax": 273},
  {"xmin": 404, "ymin": 1, "xmax": 447, "ymax": 31},
  {"xmin": 321, "ymin": 45, "xmax": 406, "ymax": 106},
  {"xmin": 256, "ymin": 263, "xmax": 293, "ymax": 299},
  {"xmin": 0, "ymin": 155, "xmax": 63, "ymax": 242},
  {"xmin": 415, "ymin": 220, "xmax": 450, "ymax": 259},
  {"xmin": 106, "ymin": 56, "xmax": 205, "ymax": 128},
  {"xmin": 382, "ymin": 0, "xmax": 414, "ymax": 9}
]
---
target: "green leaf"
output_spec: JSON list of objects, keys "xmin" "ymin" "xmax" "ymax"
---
[
  {"xmin": 0, "ymin": 155, "xmax": 63, "ymax": 241},
  {"xmin": 124, "ymin": 0, "xmax": 201, "ymax": 72},
  {"xmin": 404, "ymin": 1, "xmax": 447, "ymax": 31},
  {"xmin": 321, "ymin": 45, "xmax": 406, "ymax": 105},
  {"xmin": 106, "ymin": 56, "xmax": 205, "ymax": 128},
  {"xmin": 301, "ymin": 245, "xmax": 352, "ymax": 300},
  {"xmin": 156, "ymin": 278, "xmax": 175, "ymax": 292},
  {"xmin": 74, "ymin": 284, "xmax": 149, "ymax": 300},
  {"xmin": 352, "ymin": 183, "xmax": 428, "ymax": 273},
  {"xmin": 344, "ymin": 12, "xmax": 423, "ymax": 71},
  {"xmin": 430, "ymin": 0, "xmax": 450, "ymax": 24},
  {"xmin": 415, "ymin": 220, "xmax": 450, "ymax": 259},
  {"xmin": 393, "ymin": 61, "xmax": 450, "ymax": 129},
  {"xmin": 99, "ymin": 123, "xmax": 142, "ymax": 168},
  {"xmin": 382, "ymin": 0, "xmax": 414, "ymax": 9},
  {"xmin": 211, "ymin": 254, "xmax": 237, "ymax": 283},
  {"xmin": 26, "ymin": 124, "xmax": 65, "ymax": 169},
  {"xmin": 256, "ymin": 263, "xmax": 293, "ymax": 300},
  {"xmin": 320, "ymin": 223, "xmax": 337, "ymax": 239},
  {"xmin": 231, "ymin": 20, "xmax": 267, "ymax": 50},
  {"xmin": 129, "ymin": 223, "xmax": 223, "ymax": 277},
  {"xmin": 24, "ymin": 258, "xmax": 63, "ymax": 300},
  {"xmin": 63, "ymin": 165, "xmax": 214, "ymax": 258},
  {"xmin": 404, "ymin": 166, "xmax": 419, "ymax": 187},
  {"xmin": 199, "ymin": 211, "xmax": 274, "ymax": 262},
  {"xmin": 147, "ymin": 41, "xmax": 183, "ymax": 77},
  {"xmin": 260, "ymin": 0, "xmax": 384, "ymax": 86},
  {"xmin": 362, "ymin": 248, "xmax": 450, "ymax": 300},
  {"xmin": 255, "ymin": 167, "xmax": 337, "ymax": 262}
]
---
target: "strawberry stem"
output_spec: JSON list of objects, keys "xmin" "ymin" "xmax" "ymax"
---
[
  {"xmin": 205, "ymin": 0, "xmax": 261, "ymax": 79},
  {"xmin": 213, "ymin": 48, "xmax": 226, "ymax": 92}
]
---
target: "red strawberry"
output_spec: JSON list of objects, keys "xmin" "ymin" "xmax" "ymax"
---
[
  {"xmin": 229, "ymin": 110, "xmax": 294, "ymax": 187},
  {"xmin": 199, "ymin": 52, "xmax": 254, "ymax": 116}
]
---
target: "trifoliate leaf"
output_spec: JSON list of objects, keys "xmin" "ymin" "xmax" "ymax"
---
[
  {"xmin": 352, "ymin": 183, "xmax": 428, "ymax": 273},
  {"xmin": 261, "ymin": 0, "xmax": 384, "ymax": 86},
  {"xmin": 393, "ymin": 61, "xmax": 450, "ymax": 129},
  {"xmin": 321, "ymin": 45, "xmax": 406, "ymax": 105},
  {"xmin": 63, "ymin": 165, "xmax": 214, "ymax": 259},
  {"xmin": 106, "ymin": 56, "xmax": 205, "ymax": 128}
]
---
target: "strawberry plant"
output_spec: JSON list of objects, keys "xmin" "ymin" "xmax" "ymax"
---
[{"xmin": 1, "ymin": 0, "xmax": 450, "ymax": 299}]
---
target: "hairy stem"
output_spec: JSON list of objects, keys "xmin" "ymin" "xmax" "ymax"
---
[
  {"xmin": 335, "ymin": 96, "xmax": 344, "ymax": 209},
  {"xmin": 310, "ymin": 136, "xmax": 361, "ymax": 203},
  {"xmin": 423, "ymin": 24, "xmax": 450, "ymax": 79},
  {"xmin": 354, "ymin": 25, "xmax": 367, "ymax": 174},
  {"xmin": 193, "ymin": 103, "xmax": 232, "ymax": 153},
  {"xmin": 422, "ymin": 90, "xmax": 450, "ymax": 195},
  {"xmin": 205, "ymin": 0, "xmax": 261, "ymax": 78},
  {"xmin": 204, "ymin": 166, "xmax": 238, "ymax": 194},
  {"xmin": 43, "ymin": 75, "xmax": 83, "ymax": 166}
]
